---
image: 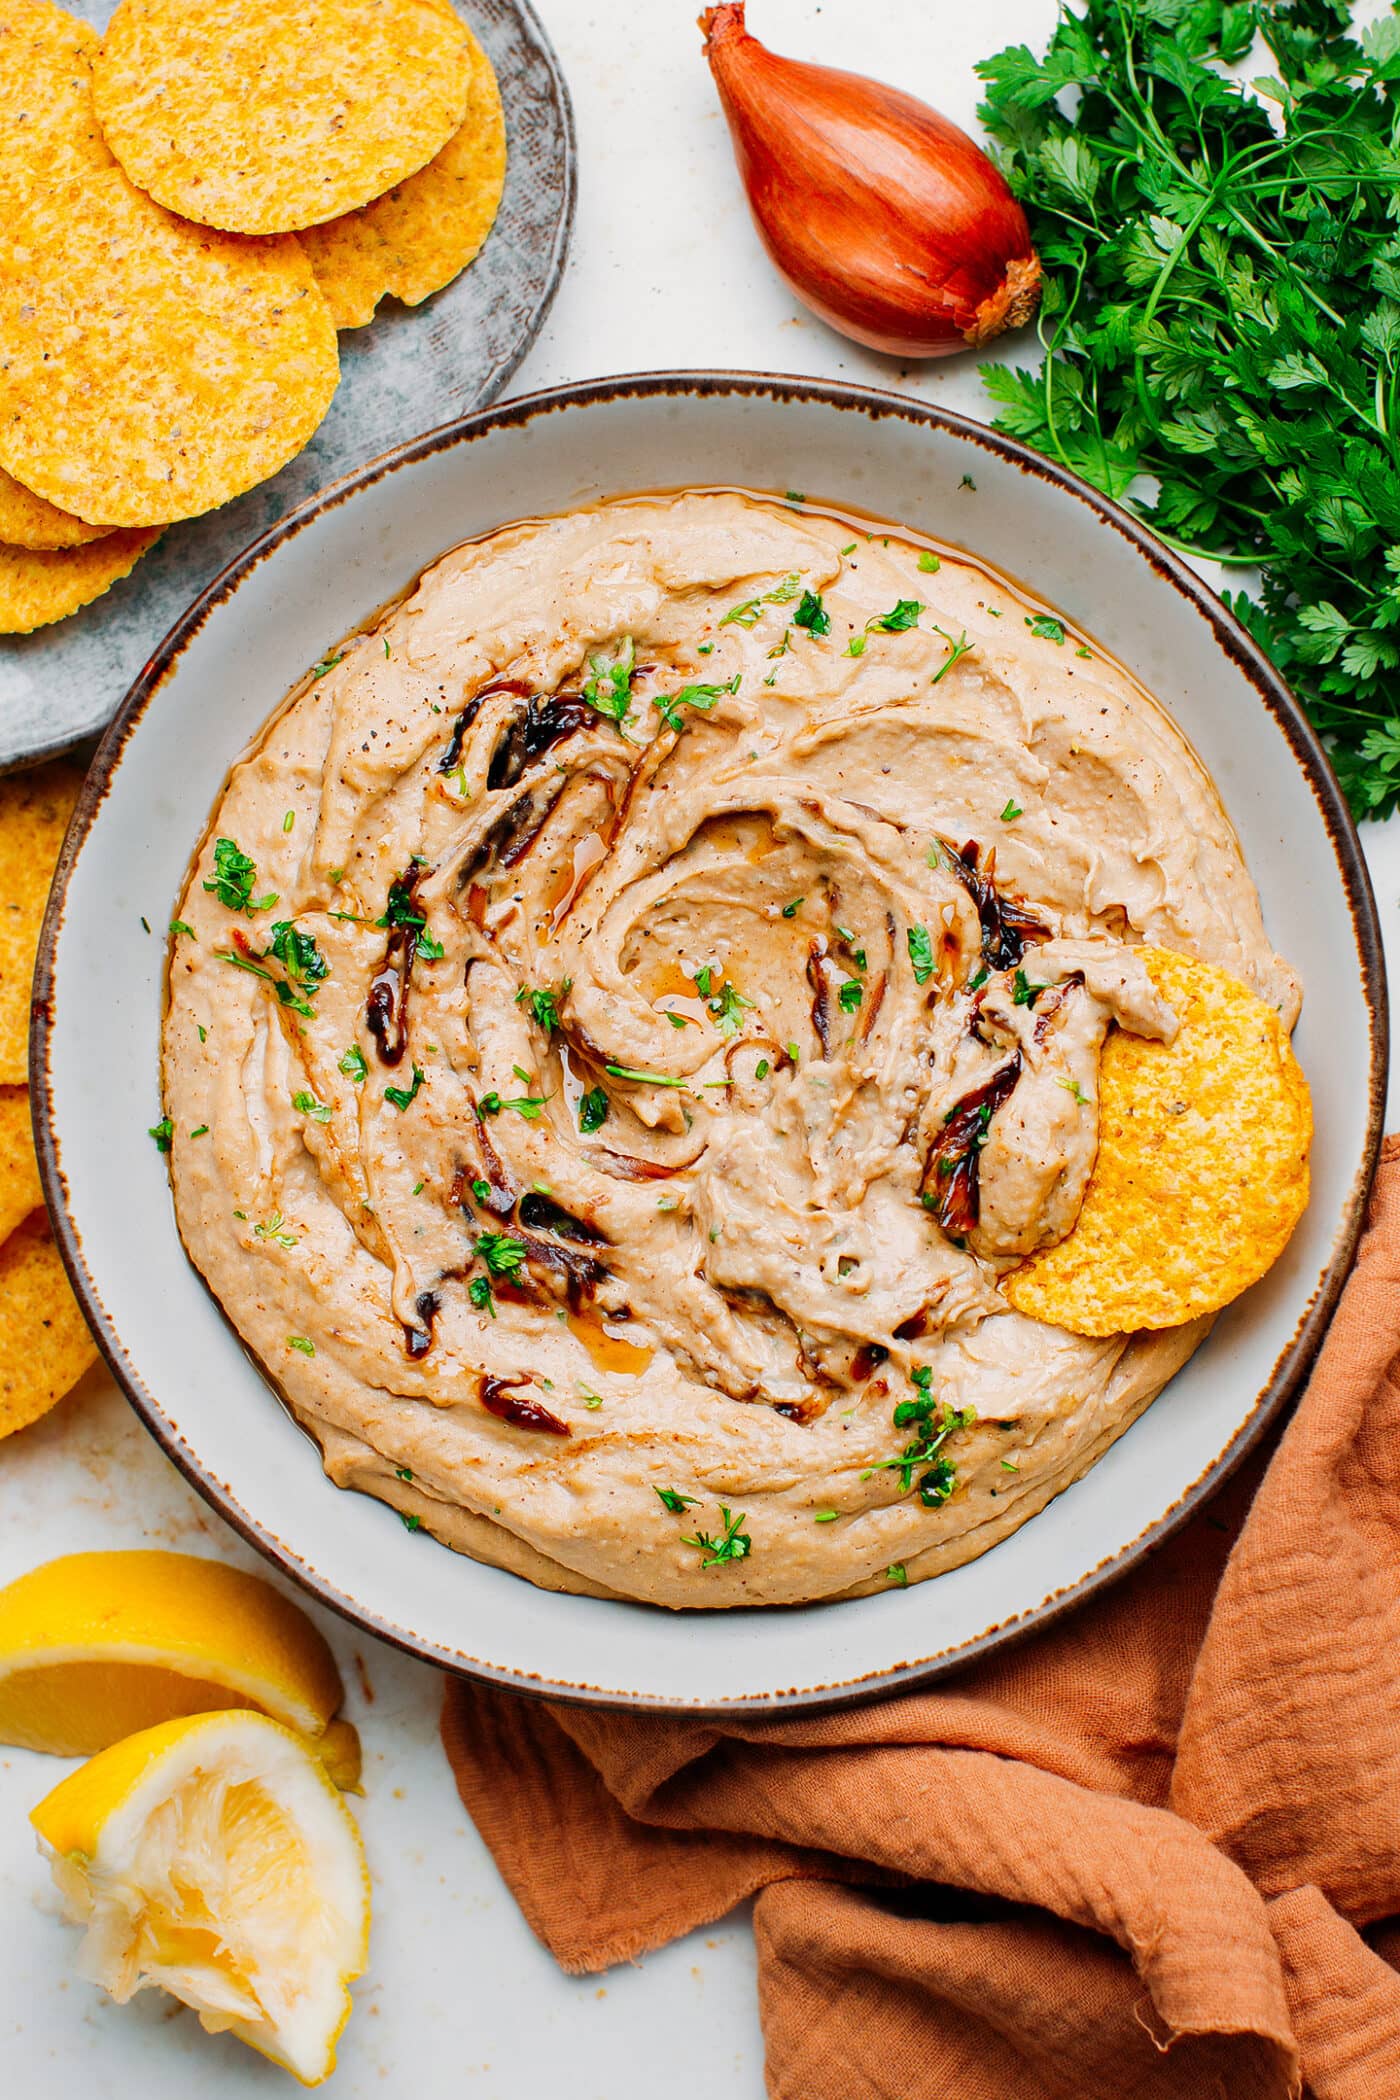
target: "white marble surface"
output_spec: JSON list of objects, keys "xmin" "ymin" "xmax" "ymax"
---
[{"xmin": 2, "ymin": 0, "xmax": 1396, "ymax": 2093}]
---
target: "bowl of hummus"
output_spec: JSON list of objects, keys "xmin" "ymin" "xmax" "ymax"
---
[{"xmin": 35, "ymin": 375, "xmax": 1385, "ymax": 1707}]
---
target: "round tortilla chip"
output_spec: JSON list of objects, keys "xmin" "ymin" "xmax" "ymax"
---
[
  {"xmin": 301, "ymin": 27, "xmax": 506, "ymax": 329},
  {"xmin": 92, "ymin": 0, "xmax": 474, "ymax": 236},
  {"xmin": 0, "ymin": 758, "xmax": 86, "ymax": 1084},
  {"xmin": 0, "ymin": 1209, "xmax": 98, "ymax": 1440},
  {"xmin": 1004, "ymin": 947, "xmax": 1311, "ymax": 1336},
  {"xmin": 0, "ymin": 468, "xmax": 111, "ymax": 551},
  {"xmin": 0, "ymin": 158, "xmax": 339, "ymax": 527},
  {"xmin": 0, "ymin": 531, "xmax": 160, "ymax": 633},
  {"xmin": 0, "ymin": 1087, "xmax": 43, "ymax": 1244},
  {"xmin": 0, "ymin": 0, "xmax": 109, "ymax": 184}
]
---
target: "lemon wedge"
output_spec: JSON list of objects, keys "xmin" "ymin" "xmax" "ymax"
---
[
  {"xmin": 32, "ymin": 1708, "xmax": 371, "ymax": 2084},
  {"xmin": 0, "ymin": 1550, "xmax": 346, "ymax": 1756}
]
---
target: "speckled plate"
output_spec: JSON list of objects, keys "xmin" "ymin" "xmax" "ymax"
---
[
  {"xmin": 0, "ymin": 0, "xmax": 574, "ymax": 771},
  {"xmin": 33, "ymin": 374, "xmax": 1386, "ymax": 1711}
]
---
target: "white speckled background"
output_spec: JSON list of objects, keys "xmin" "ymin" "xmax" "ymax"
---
[{"xmin": 3, "ymin": 1, "xmax": 1398, "ymax": 2094}]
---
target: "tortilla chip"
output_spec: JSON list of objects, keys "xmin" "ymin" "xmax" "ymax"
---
[
  {"xmin": 1004, "ymin": 947, "xmax": 1311, "ymax": 1336},
  {"xmin": 0, "ymin": 759, "xmax": 84, "ymax": 1083},
  {"xmin": 0, "ymin": 1209, "xmax": 97, "ymax": 1439},
  {"xmin": 0, "ymin": 155, "xmax": 339, "ymax": 527},
  {"xmin": 0, "ymin": 0, "xmax": 109, "ymax": 184},
  {"xmin": 0, "ymin": 531, "xmax": 159, "ymax": 632},
  {"xmin": 302, "ymin": 27, "xmax": 506, "ymax": 330},
  {"xmin": 0, "ymin": 468, "xmax": 112, "ymax": 552},
  {"xmin": 92, "ymin": 0, "xmax": 473, "ymax": 236},
  {"xmin": 0, "ymin": 1087, "xmax": 42, "ymax": 1243}
]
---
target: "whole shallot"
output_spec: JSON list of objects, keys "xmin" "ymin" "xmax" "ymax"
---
[{"xmin": 700, "ymin": 4, "xmax": 1040, "ymax": 358}]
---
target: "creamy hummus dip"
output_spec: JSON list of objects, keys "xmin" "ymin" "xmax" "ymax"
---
[{"xmin": 162, "ymin": 492, "xmax": 1301, "ymax": 1607}]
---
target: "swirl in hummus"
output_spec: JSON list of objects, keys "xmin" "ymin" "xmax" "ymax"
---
[{"xmin": 161, "ymin": 491, "xmax": 1302, "ymax": 1607}]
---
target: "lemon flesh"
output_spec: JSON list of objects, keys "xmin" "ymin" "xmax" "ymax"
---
[
  {"xmin": 32, "ymin": 1708, "xmax": 370, "ymax": 2086},
  {"xmin": 0, "ymin": 1550, "xmax": 343, "ymax": 1754}
]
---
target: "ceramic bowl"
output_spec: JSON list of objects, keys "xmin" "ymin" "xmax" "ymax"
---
[{"xmin": 33, "ymin": 373, "xmax": 1386, "ymax": 1710}]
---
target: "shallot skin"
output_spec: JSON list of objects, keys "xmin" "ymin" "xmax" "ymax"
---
[{"xmin": 700, "ymin": 4, "xmax": 1040, "ymax": 358}]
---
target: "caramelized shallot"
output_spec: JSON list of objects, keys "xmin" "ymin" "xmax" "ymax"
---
[{"xmin": 699, "ymin": 4, "xmax": 1040, "ymax": 358}]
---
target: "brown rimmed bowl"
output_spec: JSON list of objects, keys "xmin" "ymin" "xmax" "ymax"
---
[{"xmin": 31, "ymin": 373, "xmax": 1387, "ymax": 1711}]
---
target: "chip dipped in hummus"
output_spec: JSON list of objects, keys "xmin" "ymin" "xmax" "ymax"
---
[{"xmin": 158, "ymin": 492, "xmax": 1307, "ymax": 1607}]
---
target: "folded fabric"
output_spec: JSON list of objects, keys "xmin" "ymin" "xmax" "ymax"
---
[{"xmin": 443, "ymin": 1139, "xmax": 1400, "ymax": 2099}]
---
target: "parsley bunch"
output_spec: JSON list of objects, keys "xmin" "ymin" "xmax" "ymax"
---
[{"xmin": 977, "ymin": 0, "xmax": 1400, "ymax": 816}]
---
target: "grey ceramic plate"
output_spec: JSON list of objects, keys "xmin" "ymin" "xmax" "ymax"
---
[
  {"xmin": 34, "ymin": 375, "xmax": 1386, "ymax": 1711},
  {"xmin": 0, "ymin": 0, "xmax": 574, "ymax": 772}
]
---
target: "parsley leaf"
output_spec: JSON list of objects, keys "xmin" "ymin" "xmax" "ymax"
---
[
  {"xmin": 384, "ymin": 1063, "xmax": 425, "ymax": 1112},
  {"xmin": 582, "ymin": 636, "xmax": 636, "ymax": 726},
  {"xmin": 339, "ymin": 1045, "xmax": 368, "ymax": 1083},
  {"xmin": 655, "ymin": 1486, "xmax": 700, "ymax": 1513},
  {"xmin": 468, "ymin": 1274, "xmax": 496, "ymax": 1317},
  {"xmin": 867, "ymin": 598, "xmax": 923, "ymax": 632},
  {"xmin": 907, "ymin": 924, "xmax": 936, "ymax": 985},
  {"xmin": 793, "ymin": 589, "xmax": 830, "ymax": 637},
  {"xmin": 203, "ymin": 837, "xmax": 274, "ymax": 915},
  {"xmin": 148, "ymin": 1116, "xmax": 173, "ymax": 1152},
  {"xmin": 579, "ymin": 1086, "xmax": 609, "ymax": 1133},
  {"xmin": 837, "ymin": 978, "xmax": 863, "ymax": 1014},
  {"xmin": 653, "ymin": 673, "xmax": 740, "ymax": 735},
  {"xmin": 680, "ymin": 1505, "xmax": 752, "ymax": 1566},
  {"xmin": 292, "ymin": 1090, "xmax": 332, "ymax": 1123},
  {"xmin": 476, "ymin": 1231, "xmax": 527, "ymax": 1275}
]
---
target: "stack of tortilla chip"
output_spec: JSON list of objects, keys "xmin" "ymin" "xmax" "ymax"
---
[
  {"xmin": 0, "ymin": 762, "xmax": 99, "ymax": 1436},
  {"xmin": 0, "ymin": 0, "xmax": 507, "ymax": 634}
]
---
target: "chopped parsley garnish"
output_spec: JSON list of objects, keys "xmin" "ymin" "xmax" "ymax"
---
[
  {"xmin": 653, "ymin": 673, "xmax": 740, "ymax": 735},
  {"xmin": 655, "ymin": 1486, "xmax": 700, "ymax": 1513},
  {"xmin": 837, "ymin": 979, "xmax": 863, "ymax": 1014},
  {"xmin": 396, "ymin": 1465, "xmax": 414, "ymax": 1482},
  {"xmin": 292, "ymin": 1090, "xmax": 332, "ymax": 1123},
  {"xmin": 1001, "ymin": 798, "xmax": 1023, "ymax": 822},
  {"xmin": 582, "ymin": 1390, "xmax": 604, "ymax": 1410},
  {"xmin": 148, "ymin": 1116, "xmax": 173, "ymax": 1152},
  {"xmin": 169, "ymin": 919, "xmax": 195, "ymax": 938},
  {"xmin": 867, "ymin": 598, "xmax": 923, "ymax": 632},
  {"xmin": 282, "ymin": 810, "xmax": 295, "ymax": 834},
  {"xmin": 907, "ymin": 925, "xmax": 936, "ymax": 986},
  {"xmin": 203, "ymin": 837, "xmax": 275, "ymax": 915},
  {"xmin": 680, "ymin": 1505, "xmax": 752, "ymax": 1567},
  {"xmin": 708, "ymin": 980, "xmax": 753, "ymax": 1036},
  {"xmin": 312, "ymin": 651, "xmax": 345, "ymax": 678},
  {"xmin": 720, "ymin": 596, "xmax": 764, "ymax": 628},
  {"xmin": 793, "ymin": 589, "xmax": 830, "ymax": 637},
  {"xmin": 864, "ymin": 1378, "xmax": 975, "ymax": 1507},
  {"xmin": 785, "ymin": 490, "xmax": 806, "ymax": 504},
  {"xmin": 401, "ymin": 1512, "xmax": 422, "ymax": 1533},
  {"xmin": 468, "ymin": 1274, "xmax": 495, "ymax": 1317},
  {"xmin": 384, "ymin": 1063, "xmax": 425, "ymax": 1112},
  {"xmin": 578, "ymin": 1086, "xmax": 609, "ymax": 1134},
  {"xmin": 1027, "ymin": 614, "xmax": 1066, "ymax": 645},
  {"xmin": 189, "ymin": 1125, "xmax": 209, "ymax": 1138},
  {"xmin": 917, "ymin": 550, "xmax": 941, "ymax": 573},
  {"xmin": 1058, "ymin": 1076, "xmax": 1091, "ymax": 1107},
  {"xmin": 840, "ymin": 541, "xmax": 858, "ymax": 556},
  {"xmin": 480, "ymin": 1091, "xmax": 548, "ymax": 1121},
  {"xmin": 339, "ymin": 1045, "xmax": 368, "ymax": 1083},
  {"xmin": 765, "ymin": 571, "xmax": 802, "ymax": 602},
  {"xmin": 604, "ymin": 1064, "xmax": 688, "ymax": 1087},
  {"xmin": 269, "ymin": 920, "xmax": 329, "ymax": 997},
  {"xmin": 814, "ymin": 1509, "xmax": 839, "ymax": 1523},
  {"xmin": 929, "ymin": 625, "xmax": 975, "ymax": 684},
  {"xmin": 253, "ymin": 1212, "xmax": 298, "ymax": 1248},
  {"xmin": 522, "ymin": 983, "xmax": 568, "ymax": 1032},
  {"xmin": 959, "ymin": 475, "xmax": 976, "ymax": 491},
  {"xmin": 781, "ymin": 897, "xmax": 804, "ymax": 919},
  {"xmin": 582, "ymin": 636, "xmax": 636, "ymax": 725},
  {"xmin": 476, "ymin": 1231, "xmax": 527, "ymax": 1275},
  {"xmin": 376, "ymin": 881, "xmax": 425, "ymax": 931},
  {"xmin": 1012, "ymin": 969, "xmax": 1048, "ymax": 1007},
  {"xmin": 470, "ymin": 1178, "xmax": 491, "ymax": 1203},
  {"xmin": 754, "ymin": 1058, "xmax": 770, "ymax": 1080},
  {"xmin": 886, "ymin": 1562, "xmax": 908, "ymax": 1586},
  {"xmin": 693, "ymin": 964, "xmax": 713, "ymax": 997},
  {"xmin": 968, "ymin": 964, "xmax": 989, "ymax": 991},
  {"xmin": 846, "ymin": 635, "xmax": 866, "ymax": 657},
  {"xmin": 288, "ymin": 1335, "xmax": 315, "ymax": 1355}
]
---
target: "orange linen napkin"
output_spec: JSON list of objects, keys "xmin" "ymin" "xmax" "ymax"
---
[{"xmin": 442, "ymin": 1139, "xmax": 1400, "ymax": 2100}]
